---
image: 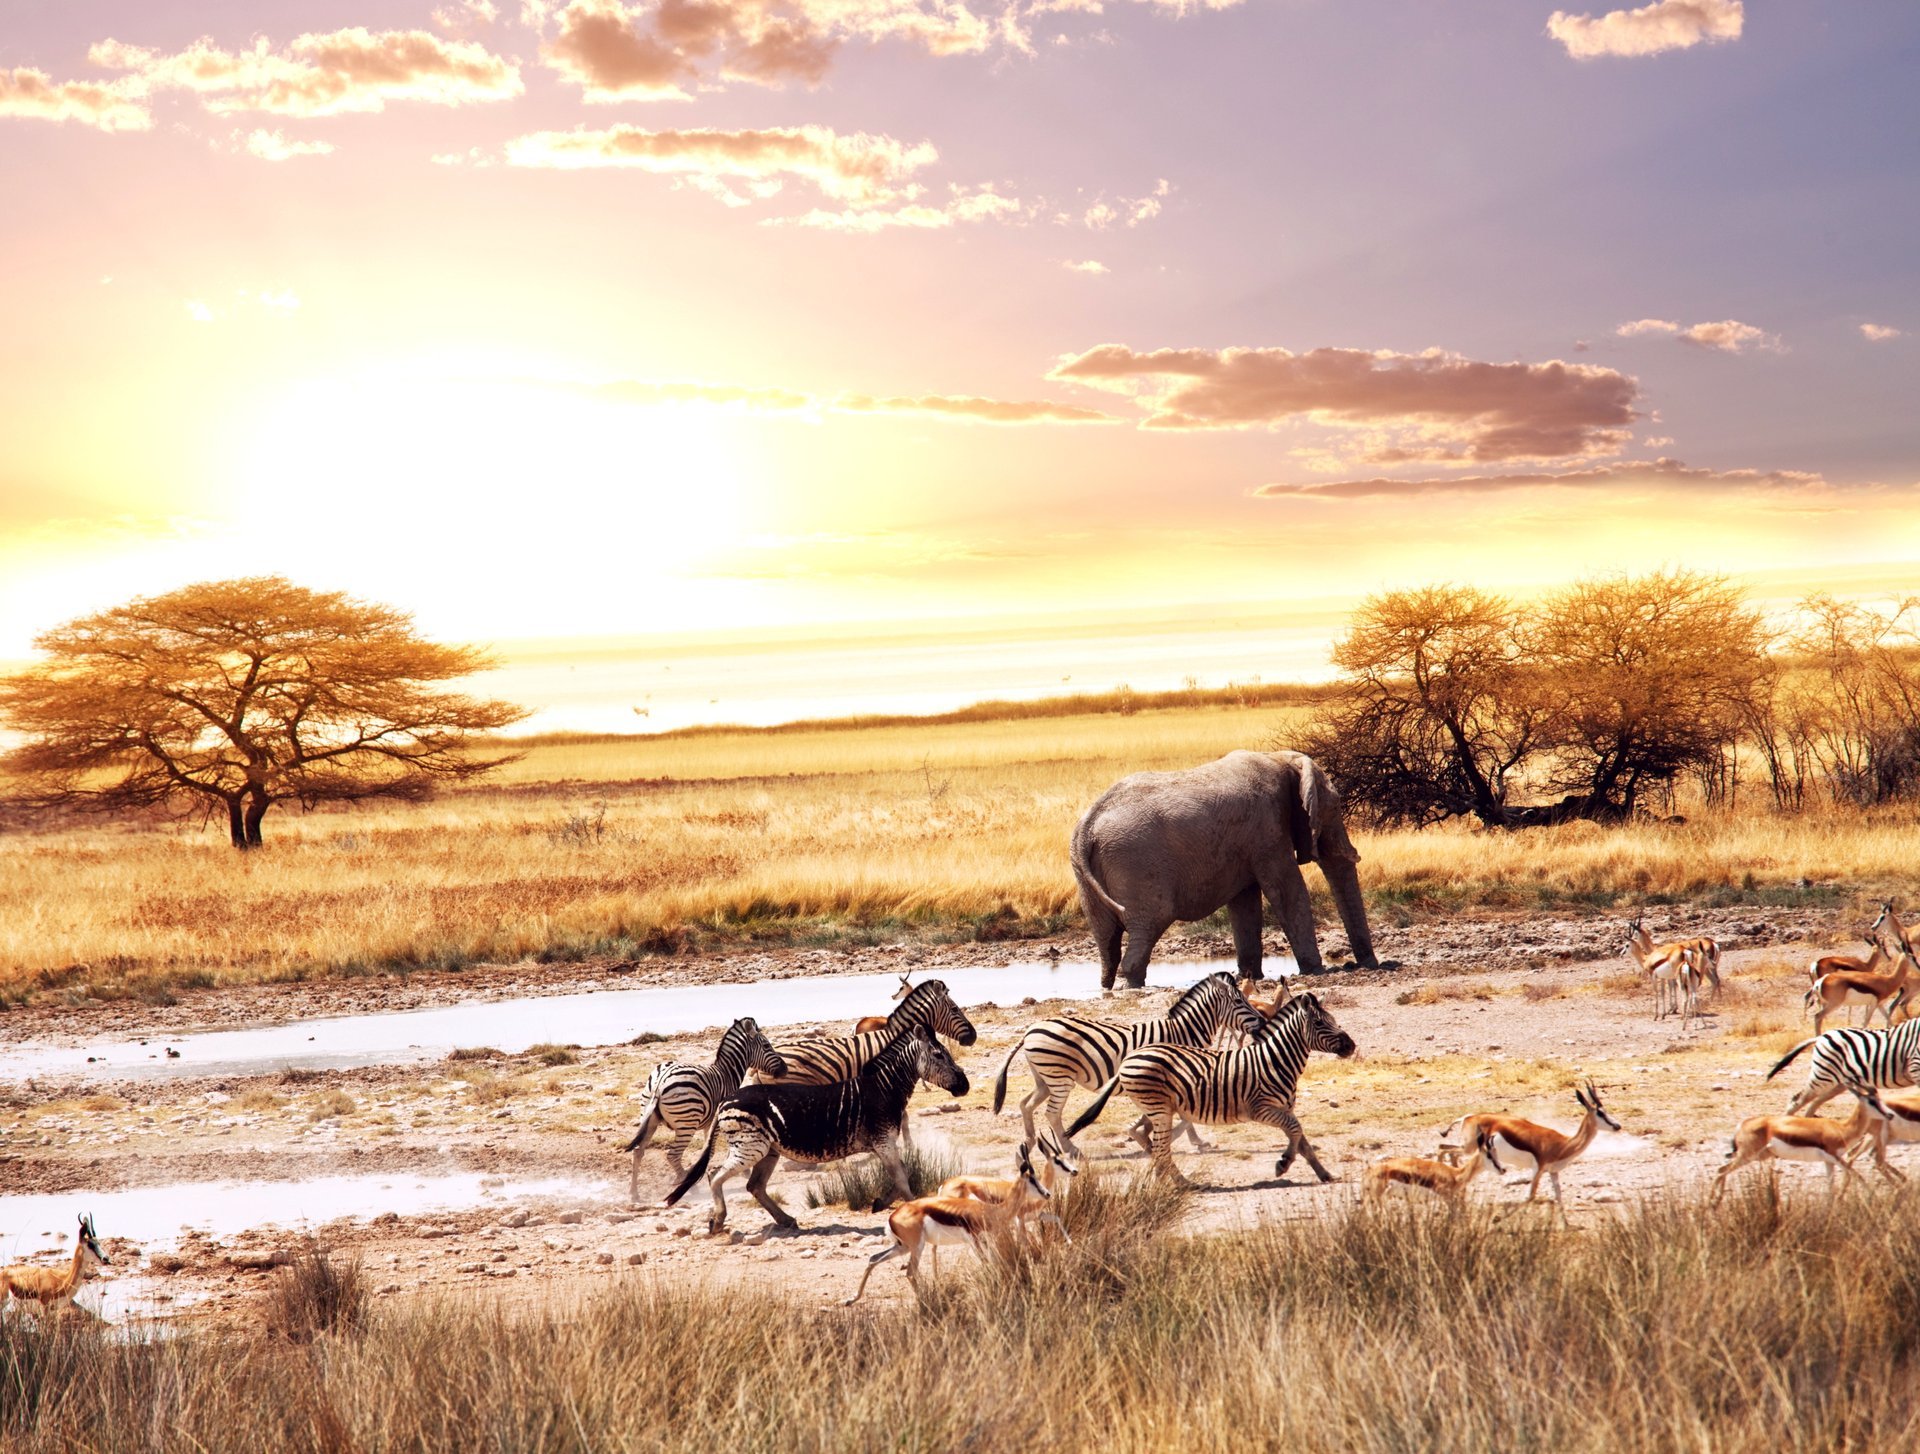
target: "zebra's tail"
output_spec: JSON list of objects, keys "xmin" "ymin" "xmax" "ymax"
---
[
  {"xmin": 663, "ymin": 1121, "xmax": 721, "ymax": 1207},
  {"xmin": 1767, "ymin": 1037, "xmax": 1820, "ymax": 1082},
  {"xmin": 1067, "ymin": 1076, "xmax": 1122, "ymax": 1138},
  {"xmin": 622, "ymin": 1100, "xmax": 661, "ymax": 1154},
  {"xmin": 991, "ymin": 1036, "xmax": 1026, "ymax": 1116}
]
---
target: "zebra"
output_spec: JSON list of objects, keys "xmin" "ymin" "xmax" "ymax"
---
[
  {"xmin": 1768, "ymin": 1016, "xmax": 1920, "ymax": 1116},
  {"xmin": 664, "ymin": 1024, "xmax": 970, "ymax": 1234},
  {"xmin": 990, "ymin": 970, "xmax": 1268, "ymax": 1156},
  {"xmin": 1067, "ymin": 991, "xmax": 1357, "ymax": 1184},
  {"xmin": 622, "ymin": 1017, "xmax": 787, "ymax": 1203},
  {"xmin": 769, "ymin": 978, "xmax": 978, "ymax": 1086}
]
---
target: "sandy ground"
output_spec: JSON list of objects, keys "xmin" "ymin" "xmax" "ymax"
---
[{"xmin": 0, "ymin": 904, "xmax": 1883, "ymax": 1324}]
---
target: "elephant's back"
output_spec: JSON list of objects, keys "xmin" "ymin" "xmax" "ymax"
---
[{"xmin": 1076, "ymin": 750, "xmax": 1282, "ymax": 846}]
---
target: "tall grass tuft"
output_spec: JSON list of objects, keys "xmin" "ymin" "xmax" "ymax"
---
[
  {"xmin": 806, "ymin": 1143, "xmax": 964, "ymax": 1210},
  {"xmin": 266, "ymin": 1247, "xmax": 369, "ymax": 1344},
  {"xmin": 8, "ymin": 1183, "xmax": 1920, "ymax": 1450}
]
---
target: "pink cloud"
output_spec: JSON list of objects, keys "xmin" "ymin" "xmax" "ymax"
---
[
  {"xmin": 1254, "ymin": 457, "xmax": 1826, "ymax": 500},
  {"xmin": 0, "ymin": 66, "xmax": 150, "ymax": 132},
  {"xmin": 1548, "ymin": 0, "xmax": 1742, "ymax": 60},
  {"xmin": 1616, "ymin": 316, "xmax": 1781, "ymax": 352}
]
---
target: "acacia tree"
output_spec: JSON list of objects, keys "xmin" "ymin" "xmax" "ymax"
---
[
  {"xmin": 0, "ymin": 577, "xmax": 527, "ymax": 848},
  {"xmin": 1300, "ymin": 585, "xmax": 1545, "ymax": 826}
]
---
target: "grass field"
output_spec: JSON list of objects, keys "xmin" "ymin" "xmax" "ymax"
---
[
  {"xmin": 8, "ymin": 1176, "xmax": 1920, "ymax": 1452},
  {"xmin": 3, "ymin": 699, "xmax": 1916, "ymax": 1004}
]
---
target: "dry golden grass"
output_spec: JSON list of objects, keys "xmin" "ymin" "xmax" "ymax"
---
[{"xmin": 2, "ymin": 700, "xmax": 1914, "ymax": 1003}]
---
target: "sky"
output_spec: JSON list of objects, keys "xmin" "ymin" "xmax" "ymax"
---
[{"xmin": 2, "ymin": 0, "xmax": 1916, "ymax": 722}]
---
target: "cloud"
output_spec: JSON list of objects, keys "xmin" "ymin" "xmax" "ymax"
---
[
  {"xmin": 88, "ymin": 29, "xmax": 522, "ymax": 117},
  {"xmin": 1548, "ymin": 0, "xmax": 1742, "ymax": 59},
  {"xmin": 835, "ymin": 393, "xmax": 1119, "ymax": 424},
  {"xmin": 1615, "ymin": 316, "xmax": 1781, "ymax": 352},
  {"xmin": 1063, "ymin": 259, "xmax": 1108, "ymax": 274},
  {"xmin": 1861, "ymin": 323, "xmax": 1904, "ymax": 342},
  {"xmin": 782, "ymin": 184, "xmax": 1021, "ymax": 230},
  {"xmin": 0, "ymin": 66, "xmax": 150, "ymax": 132},
  {"xmin": 1080, "ymin": 178, "xmax": 1169, "ymax": 229},
  {"xmin": 240, "ymin": 127, "xmax": 334, "ymax": 160},
  {"xmin": 506, "ymin": 123, "xmax": 936, "ymax": 207},
  {"xmin": 1254, "ymin": 457, "xmax": 1825, "ymax": 500},
  {"xmin": 1050, "ymin": 344, "xmax": 1640, "ymax": 462},
  {"xmin": 536, "ymin": 0, "xmax": 995, "ymax": 100},
  {"xmin": 433, "ymin": 0, "xmax": 501, "ymax": 32}
]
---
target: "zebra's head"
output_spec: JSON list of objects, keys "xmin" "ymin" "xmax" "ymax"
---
[
  {"xmin": 906, "ymin": 1025, "xmax": 970, "ymax": 1098},
  {"xmin": 740, "ymin": 1018, "xmax": 787, "ymax": 1079},
  {"xmin": 1573, "ymin": 1080, "xmax": 1620, "ymax": 1133},
  {"xmin": 1171, "ymin": 972, "xmax": 1267, "ymax": 1040},
  {"xmin": 893, "ymin": 978, "xmax": 979, "ymax": 1047},
  {"xmin": 1286, "ymin": 992, "xmax": 1357, "ymax": 1059}
]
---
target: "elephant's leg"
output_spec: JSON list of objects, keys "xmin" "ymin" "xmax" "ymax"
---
[
  {"xmin": 1227, "ymin": 884, "xmax": 1265, "ymax": 979},
  {"xmin": 1320, "ymin": 855, "xmax": 1378, "ymax": 969},
  {"xmin": 1082, "ymin": 885, "xmax": 1125, "ymax": 990},
  {"xmin": 1117, "ymin": 916, "xmax": 1169, "ymax": 990},
  {"xmin": 1256, "ymin": 857, "xmax": 1324, "ymax": 974}
]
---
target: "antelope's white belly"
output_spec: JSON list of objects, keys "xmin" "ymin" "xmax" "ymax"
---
[
  {"xmin": 1490, "ymin": 1135, "xmax": 1540, "ymax": 1173},
  {"xmin": 1767, "ymin": 1140, "xmax": 1838, "ymax": 1164}
]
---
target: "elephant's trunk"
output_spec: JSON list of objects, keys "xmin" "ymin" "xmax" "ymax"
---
[{"xmin": 1322, "ymin": 856, "xmax": 1378, "ymax": 969}]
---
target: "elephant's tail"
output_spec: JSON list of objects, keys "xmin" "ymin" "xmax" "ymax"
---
[
  {"xmin": 1067, "ymin": 1076, "xmax": 1122, "ymax": 1139},
  {"xmin": 1070, "ymin": 838, "xmax": 1128, "ymax": 920}
]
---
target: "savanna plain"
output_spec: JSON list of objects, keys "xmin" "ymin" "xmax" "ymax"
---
[{"xmin": 6, "ymin": 693, "xmax": 1920, "ymax": 1452}]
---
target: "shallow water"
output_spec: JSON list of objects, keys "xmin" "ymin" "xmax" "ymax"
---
[
  {"xmin": 0, "ymin": 1172, "xmax": 603, "ymax": 1260},
  {"xmin": 0, "ymin": 956, "xmax": 1296, "ymax": 1083}
]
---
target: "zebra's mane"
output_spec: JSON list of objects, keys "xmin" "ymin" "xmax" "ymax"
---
[
  {"xmin": 1167, "ymin": 972, "xmax": 1235, "ymax": 1016},
  {"xmin": 887, "ymin": 979, "xmax": 950, "ymax": 1024}
]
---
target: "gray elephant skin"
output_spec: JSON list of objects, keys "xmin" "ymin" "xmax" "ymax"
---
[{"xmin": 1070, "ymin": 749, "xmax": 1378, "ymax": 988}]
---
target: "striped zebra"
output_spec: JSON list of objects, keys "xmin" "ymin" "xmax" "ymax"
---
[
  {"xmin": 622, "ymin": 1017, "xmax": 786, "ymax": 1203},
  {"xmin": 1768, "ymin": 1016, "xmax": 1920, "ymax": 1116},
  {"xmin": 664, "ymin": 1025, "xmax": 969, "ymax": 1234},
  {"xmin": 770, "ymin": 978, "xmax": 977, "ymax": 1084},
  {"xmin": 990, "ymin": 971, "xmax": 1267, "ymax": 1156},
  {"xmin": 1067, "ymin": 991, "xmax": 1357, "ymax": 1184}
]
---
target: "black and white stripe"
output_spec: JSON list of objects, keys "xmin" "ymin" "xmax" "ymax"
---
[
  {"xmin": 770, "ymin": 978, "xmax": 977, "ymax": 1085},
  {"xmin": 623, "ymin": 1017, "xmax": 786, "ymax": 1202},
  {"xmin": 664, "ymin": 1025, "xmax": 970, "ymax": 1233},
  {"xmin": 990, "ymin": 971, "xmax": 1265, "ymax": 1154},
  {"xmin": 1067, "ymin": 992, "xmax": 1357, "ymax": 1182},
  {"xmin": 1769, "ymin": 1017, "xmax": 1920, "ymax": 1115}
]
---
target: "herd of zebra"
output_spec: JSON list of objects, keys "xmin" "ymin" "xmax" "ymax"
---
[{"xmin": 616, "ymin": 901, "xmax": 1920, "ymax": 1296}]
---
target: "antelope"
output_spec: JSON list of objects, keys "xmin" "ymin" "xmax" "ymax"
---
[
  {"xmin": 1711, "ymin": 1091, "xmax": 1891, "ymax": 1201},
  {"xmin": 853, "ymin": 972, "xmax": 916, "ymax": 1034},
  {"xmin": 2, "ymin": 1215, "xmax": 109, "ymax": 1318},
  {"xmin": 1438, "ymin": 1082, "xmax": 1621, "ymax": 1219},
  {"xmin": 1806, "ymin": 935, "xmax": 1888, "ymax": 987},
  {"xmin": 937, "ymin": 1139, "xmax": 1078, "ymax": 1245},
  {"xmin": 1806, "ymin": 941, "xmax": 1914, "ymax": 1033},
  {"xmin": 1364, "ymin": 1129, "xmax": 1504, "ymax": 1207},
  {"xmin": 1842, "ymin": 1086, "xmax": 1920, "ymax": 1181},
  {"xmin": 845, "ymin": 1144, "xmax": 1058, "ymax": 1305},
  {"xmin": 1625, "ymin": 918, "xmax": 1702, "ymax": 1026}
]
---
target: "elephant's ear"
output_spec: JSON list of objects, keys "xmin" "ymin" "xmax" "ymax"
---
[{"xmin": 1297, "ymin": 754, "xmax": 1361, "ymax": 866}]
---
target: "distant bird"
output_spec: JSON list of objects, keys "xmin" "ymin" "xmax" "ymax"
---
[{"xmin": 164, "ymin": 1047, "xmax": 180, "ymax": 1059}]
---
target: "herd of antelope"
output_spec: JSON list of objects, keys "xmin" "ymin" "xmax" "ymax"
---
[{"xmin": 11, "ymin": 908, "xmax": 1919, "ymax": 1319}]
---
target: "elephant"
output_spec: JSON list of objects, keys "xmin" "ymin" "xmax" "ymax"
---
[{"xmin": 1070, "ymin": 749, "xmax": 1378, "ymax": 989}]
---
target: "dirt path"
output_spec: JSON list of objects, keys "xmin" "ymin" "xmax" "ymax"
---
[{"xmin": 0, "ymin": 905, "xmax": 1872, "ymax": 1323}]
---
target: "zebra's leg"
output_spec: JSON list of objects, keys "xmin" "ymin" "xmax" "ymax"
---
[
  {"xmin": 744, "ymin": 1146, "xmax": 797, "ymax": 1231},
  {"xmin": 873, "ymin": 1136, "xmax": 913, "ymax": 1211},
  {"xmin": 1787, "ymin": 1080, "xmax": 1842, "ymax": 1117},
  {"xmin": 1147, "ymin": 1112, "xmax": 1190, "ymax": 1185},
  {"xmin": 1177, "ymin": 1117, "xmax": 1212, "ymax": 1151},
  {"xmin": 1017, "ymin": 1066, "xmax": 1048, "ymax": 1148},
  {"xmin": 703, "ymin": 1143, "xmax": 755, "ymax": 1235},
  {"xmin": 627, "ymin": 1110, "xmax": 660, "ymax": 1205},
  {"xmin": 1263, "ymin": 1102, "xmax": 1335, "ymax": 1183},
  {"xmin": 665, "ymin": 1125, "xmax": 694, "ymax": 1175},
  {"xmin": 1127, "ymin": 1114, "xmax": 1154, "ymax": 1157},
  {"xmin": 1044, "ymin": 1083, "xmax": 1079, "ymax": 1159}
]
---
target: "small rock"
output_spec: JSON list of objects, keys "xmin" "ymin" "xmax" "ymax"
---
[
  {"xmin": 503, "ymin": 1211, "xmax": 532, "ymax": 1228},
  {"xmin": 488, "ymin": 1267, "xmax": 518, "ymax": 1278},
  {"xmin": 379, "ymin": 1284, "xmax": 401, "ymax": 1295},
  {"xmin": 227, "ymin": 1250, "xmax": 290, "ymax": 1271},
  {"xmin": 371, "ymin": 1212, "xmax": 400, "ymax": 1226},
  {"xmin": 541, "ymin": 1238, "xmax": 569, "ymax": 1253},
  {"xmin": 672, "ymin": 1226, "xmax": 691, "ymax": 1239},
  {"xmin": 626, "ymin": 1253, "xmax": 646, "ymax": 1266},
  {"xmin": 595, "ymin": 1251, "xmax": 614, "ymax": 1265},
  {"xmin": 457, "ymin": 1262, "xmax": 487, "ymax": 1274},
  {"xmin": 148, "ymin": 1253, "xmax": 187, "ymax": 1274},
  {"xmin": 557, "ymin": 1210, "xmax": 585, "ymax": 1225}
]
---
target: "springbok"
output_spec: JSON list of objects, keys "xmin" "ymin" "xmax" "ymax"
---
[
  {"xmin": 853, "ymin": 972, "xmax": 916, "ymax": 1034},
  {"xmin": 1711, "ymin": 1091, "xmax": 1890, "ymax": 1201},
  {"xmin": 1439, "ymin": 1082, "xmax": 1621, "ymax": 1219},
  {"xmin": 1365, "ymin": 1129, "xmax": 1504, "ymax": 1207},
  {"xmin": 937, "ymin": 1139, "xmax": 1078, "ymax": 1245},
  {"xmin": 845, "ymin": 1143, "xmax": 1059, "ymax": 1305},
  {"xmin": 1806, "ymin": 941, "xmax": 1914, "ymax": 1033},
  {"xmin": 1625, "ymin": 918, "xmax": 1702, "ymax": 1026},
  {"xmin": 1842, "ymin": 1086, "xmax": 1920, "ymax": 1181},
  {"xmin": 2, "ymin": 1215, "xmax": 109, "ymax": 1318}
]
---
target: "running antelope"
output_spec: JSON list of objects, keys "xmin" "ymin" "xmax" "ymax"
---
[
  {"xmin": 1842, "ymin": 1086, "xmax": 1920, "ymax": 1181},
  {"xmin": 845, "ymin": 1144, "xmax": 1058, "ymax": 1305},
  {"xmin": 1439, "ymin": 1082, "xmax": 1621, "ymax": 1218},
  {"xmin": 1365, "ymin": 1129, "xmax": 1504, "ymax": 1207},
  {"xmin": 664, "ymin": 1024, "xmax": 968, "ymax": 1234},
  {"xmin": 937, "ymin": 1139, "xmax": 1078, "ymax": 1245},
  {"xmin": 771, "ymin": 978, "xmax": 976, "ymax": 1085},
  {"xmin": 2, "ymin": 1215, "xmax": 109, "ymax": 1319},
  {"xmin": 623, "ymin": 1018, "xmax": 787, "ymax": 1202},
  {"xmin": 1711, "ymin": 1091, "xmax": 1891, "ymax": 1202},
  {"xmin": 1625, "ymin": 918, "xmax": 1703, "ymax": 1025},
  {"xmin": 1806, "ymin": 940, "xmax": 1914, "ymax": 1033},
  {"xmin": 853, "ymin": 972, "xmax": 917, "ymax": 1034},
  {"xmin": 991, "ymin": 971, "xmax": 1266, "ymax": 1156},
  {"xmin": 1806, "ymin": 935, "xmax": 1889, "ymax": 987},
  {"xmin": 1066, "ymin": 991, "xmax": 1357, "ymax": 1185}
]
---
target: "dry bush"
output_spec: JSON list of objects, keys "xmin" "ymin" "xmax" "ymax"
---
[
  {"xmin": 233, "ymin": 1088, "xmax": 285, "ymax": 1113},
  {"xmin": 447, "ymin": 1046, "xmax": 504, "ymax": 1063},
  {"xmin": 1396, "ymin": 980, "xmax": 1495, "ymax": 1006},
  {"xmin": 305, "ymin": 1090, "xmax": 356, "ymax": 1121},
  {"xmin": 524, "ymin": 1043, "xmax": 580, "ymax": 1067},
  {"xmin": 805, "ymin": 1144, "xmax": 963, "ymax": 1211},
  {"xmin": 266, "ymin": 1248, "xmax": 368, "ymax": 1344},
  {"xmin": 1520, "ymin": 982, "xmax": 1564, "ymax": 1002}
]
